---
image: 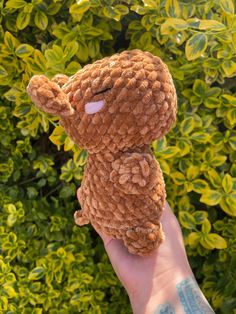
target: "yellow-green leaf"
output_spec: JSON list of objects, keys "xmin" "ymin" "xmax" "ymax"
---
[
  {"xmin": 28, "ymin": 267, "xmax": 46, "ymax": 280},
  {"xmin": 207, "ymin": 169, "xmax": 222, "ymax": 188},
  {"xmin": 0, "ymin": 66, "xmax": 8, "ymax": 77},
  {"xmin": 76, "ymin": 40, "xmax": 89, "ymax": 63},
  {"xmin": 142, "ymin": 0, "xmax": 159, "ymax": 6},
  {"xmin": 172, "ymin": 171, "xmax": 185, "ymax": 185},
  {"xmin": 221, "ymin": 94, "xmax": 236, "ymax": 106},
  {"xmin": 64, "ymin": 136, "xmax": 74, "ymax": 152},
  {"xmin": 185, "ymin": 33, "xmax": 208, "ymax": 61},
  {"xmin": 178, "ymin": 196, "xmax": 191, "ymax": 211},
  {"xmin": 88, "ymin": 39, "xmax": 100, "ymax": 58},
  {"xmin": 219, "ymin": 0, "xmax": 234, "ymax": 14},
  {"xmin": 140, "ymin": 32, "xmax": 152, "ymax": 47},
  {"xmin": 66, "ymin": 61, "xmax": 82, "ymax": 76},
  {"xmin": 0, "ymin": 290, "xmax": 11, "ymax": 309},
  {"xmin": 141, "ymin": 14, "xmax": 156, "ymax": 31},
  {"xmin": 222, "ymin": 174, "xmax": 233, "ymax": 193},
  {"xmin": 165, "ymin": 0, "xmax": 180, "ymax": 18},
  {"xmin": 199, "ymin": 235, "xmax": 213, "ymax": 249},
  {"xmin": 158, "ymin": 159, "xmax": 170, "ymax": 175},
  {"xmin": 203, "ymin": 149, "xmax": 213, "ymax": 162},
  {"xmin": 34, "ymin": 11, "xmax": 48, "ymax": 30},
  {"xmin": 161, "ymin": 18, "xmax": 188, "ymax": 35},
  {"xmin": 16, "ymin": 11, "xmax": 30, "ymax": 30},
  {"xmin": 193, "ymin": 79, "xmax": 206, "ymax": 97},
  {"xmin": 159, "ymin": 146, "xmax": 180, "ymax": 158},
  {"xmin": 190, "ymin": 132, "xmax": 210, "ymax": 143},
  {"xmin": 6, "ymin": 0, "xmax": 27, "ymax": 9},
  {"xmin": 34, "ymin": 50, "xmax": 47, "ymax": 72},
  {"xmin": 179, "ymin": 211, "xmax": 196, "ymax": 229},
  {"xmin": 222, "ymin": 60, "xmax": 236, "ymax": 76},
  {"xmin": 7, "ymin": 214, "xmax": 17, "ymax": 227},
  {"xmin": 181, "ymin": 3, "xmax": 195, "ymax": 20},
  {"xmin": 220, "ymin": 196, "xmax": 236, "ymax": 216},
  {"xmin": 192, "ymin": 179, "xmax": 209, "ymax": 193},
  {"xmin": 15, "ymin": 44, "xmax": 34, "ymax": 58},
  {"xmin": 45, "ymin": 45, "xmax": 64, "ymax": 65},
  {"xmin": 115, "ymin": 4, "xmax": 129, "ymax": 15},
  {"xmin": 193, "ymin": 211, "xmax": 208, "ymax": 224},
  {"xmin": 69, "ymin": 1, "xmax": 90, "ymax": 15},
  {"xmin": 75, "ymin": 292, "xmax": 92, "ymax": 303},
  {"xmin": 3, "ymin": 285, "xmax": 17, "ymax": 298},
  {"xmin": 4, "ymin": 32, "xmax": 19, "ymax": 52},
  {"xmin": 207, "ymin": 233, "xmax": 227, "ymax": 249},
  {"xmin": 63, "ymin": 41, "xmax": 79, "ymax": 61},
  {"xmin": 211, "ymin": 155, "xmax": 227, "ymax": 167},
  {"xmin": 180, "ymin": 117, "xmax": 195, "ymax": 135},
  {"xmin": 199, "ymin": 20, "xmax": 226, "ymax": 31},
  {"xmin": 176, "ymin": 139, "xmax": 191, "ymax": 157},
  {"xmin": 130, "ymin": 5, "xmax": 147, "ymax": 15},
  {"xmin": 229, "ymin": 135, "xmax": 236, "ymax": 150},
  {"xmin": 200, "ymin": 190, "xmax": 222, "ymax": 206},
  {"xmin": 73, "ymin": 149, "xmax": 87, "ymax": 167},
  {"xmin": 226, "ymin": 109, "xmax": 236, "ymax": 125},
  {"xmin": 203, "ymin": 58, "xmax": 221, "ymax": 69},
  {"xmin": 103, "ymin": 6, "xmax": 121, "ymax": 21},
  {"xmin": 188, "ymin": 232, "xmax": 200, "ymax": 246},
  {"xmin": 201, "ymin": 219, "xmax": 211, "ymax": 233},
  {"xmin": 186, "ymin": 165, "xmax": 199, "ymax": 181},
  {"xmin": 49, "ymin": 126, "xmax": 66, "ymax": 147}
]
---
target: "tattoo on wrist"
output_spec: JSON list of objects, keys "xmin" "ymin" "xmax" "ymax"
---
[
  {"xmin": 155, "ymin": 302, "xmax": 175, "ymax": 314},
  {"xmin": 177, "ymin": 277, "xmax": 215, "ymax": 313},
  {"xmin": 154, "ymin": 277, "xmax": 215, "ymax": 314}
]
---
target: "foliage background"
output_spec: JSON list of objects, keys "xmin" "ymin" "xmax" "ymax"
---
[{"xmin": 0, "ymin": 0, "xmax": 236, "ymax": 313}]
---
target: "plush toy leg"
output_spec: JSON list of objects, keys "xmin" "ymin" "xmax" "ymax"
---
[
  {"xmin": 74, "ymin": 210, "xmax": 90, "ymax": 225},
  {"xmin": 27, "ymin": 75, "xmax": 74, "ymax": 117},
  {"xmin": 123, "ymin": 221, "xmax": 164, "ymax": 256}
]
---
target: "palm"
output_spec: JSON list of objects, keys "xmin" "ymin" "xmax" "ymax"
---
[
  {"xmin": 77, "ymin": 189, "xmax": 191, "ymax": 300},
  {"xmin": 100, "ymin": 203, "xmax": 190, "ymax": 294}
]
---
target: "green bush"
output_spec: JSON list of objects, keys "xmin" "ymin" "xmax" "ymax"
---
[{"xmin": 0, "ymin": 0, "xmax": 236, "ymax": 313}]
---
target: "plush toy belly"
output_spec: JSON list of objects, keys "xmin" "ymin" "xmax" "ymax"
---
[{"xmin": 74, "ymin": 147, "xmax": 166, "ymax": 256}]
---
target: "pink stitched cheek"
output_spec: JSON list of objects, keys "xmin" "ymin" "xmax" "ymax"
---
[{"xmin": 85, "ymin": 100, "xmax": 104, "ymax": 114}]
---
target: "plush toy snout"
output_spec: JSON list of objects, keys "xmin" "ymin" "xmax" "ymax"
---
[{"xmin": 27, "ymin": 75, "xmax": 75, "ymax": 117}]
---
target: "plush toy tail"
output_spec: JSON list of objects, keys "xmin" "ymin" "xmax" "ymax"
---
[
  {"xmin": 123, "ymin": 221, "xmax": 164, "ymax": 256},
  {"xmin": 26, "ymin": 75, "xmax": 75, "ymax": 117}
]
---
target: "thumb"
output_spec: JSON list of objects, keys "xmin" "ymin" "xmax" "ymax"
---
[{"xmin": 95, "ymin": 228, "xmax": 132, "ymax": 269}]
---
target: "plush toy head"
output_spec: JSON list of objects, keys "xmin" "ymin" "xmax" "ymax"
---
[{"xmin": 27, "ymin": 49, "xmax": 177, "ymax": 154}]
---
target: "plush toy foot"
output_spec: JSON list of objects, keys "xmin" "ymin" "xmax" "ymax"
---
[
  {"xmin": 74, "ymin": 210, "xmax": 90, "ymax": 225},
  {"xmin": 27, "ymin": 75, "xmax": 74, "ymax": 117},
  {"xmin": 124, "ymin": 221, "xmax": 164, "ymax": 256}
]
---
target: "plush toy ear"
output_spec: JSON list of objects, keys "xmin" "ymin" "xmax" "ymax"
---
[
  {"xmin": 51, "ymin": 74, "xmax": 69, "ymax": 88},
  {"xmin": 27, "ymin": 75, "xmax": 74, "ymax": 117}
]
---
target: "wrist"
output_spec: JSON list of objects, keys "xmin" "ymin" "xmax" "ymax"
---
[{"xmin": 129, "ymin": 266, "xmax": 193, "ymax": 314}]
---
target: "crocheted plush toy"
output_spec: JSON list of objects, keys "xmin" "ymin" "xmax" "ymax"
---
[{"xmin": 27, "ymin": 49, "xmax": 177, "ymax": 256}]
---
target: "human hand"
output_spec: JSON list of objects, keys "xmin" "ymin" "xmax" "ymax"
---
[{"xmin": 77, "ymin": 188, "xmax": 193, "ymax": 313}]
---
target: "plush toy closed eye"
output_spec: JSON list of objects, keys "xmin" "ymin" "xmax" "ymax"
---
[{"xmin": 27, "ymin": 49, "xmax": 177, "ymax": 256}]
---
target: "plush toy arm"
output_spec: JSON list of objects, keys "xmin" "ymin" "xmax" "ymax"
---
[
  {"xmin": 27, "ymin": 75, "xmax": 74, "ymax": 117},
  {"xmin": 110, "ymin": 152, "xmax": 159, "ymax": 194}
]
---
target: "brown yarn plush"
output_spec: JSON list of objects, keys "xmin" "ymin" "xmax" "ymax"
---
[{"xmin": 27, "ymin": 49, "xmax": 177, "ymax": 256}]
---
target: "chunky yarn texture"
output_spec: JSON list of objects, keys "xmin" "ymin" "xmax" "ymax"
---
[{"xmin": 27, "ymin": 49, "xmax": 177, "ymax": 256}]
